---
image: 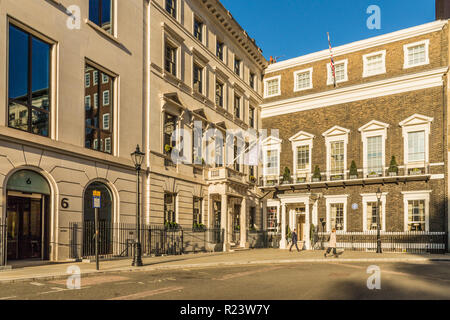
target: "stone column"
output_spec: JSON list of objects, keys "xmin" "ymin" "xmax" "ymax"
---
[
  {"xmin": 221, "ymin": 194, "xmax": 228, "ymax": 251},
  {"xmin": 305, "ymin": 201, "xmax": 311, "ymax": 250},
  {"xmin": 240, "ymin": 197, "xmax": 248, "ymax": 248},
  {"xmin": 280, "ymin": 203, "xmax": 287, "ymax": 249}
]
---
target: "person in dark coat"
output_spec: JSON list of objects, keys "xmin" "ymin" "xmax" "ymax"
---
[{"xmin": 289, "ymin": 228, "xmax": 300, "ymax": 252}]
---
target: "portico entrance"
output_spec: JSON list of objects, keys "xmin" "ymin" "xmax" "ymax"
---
[{"xmin": 5, "ymin": 170, "xmax": 51, "ymax": 261}]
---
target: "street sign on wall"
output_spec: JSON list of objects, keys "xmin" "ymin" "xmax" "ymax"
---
[{"xmin": 93, "ymin": 190, "xmax": 101, "ymax": 209}]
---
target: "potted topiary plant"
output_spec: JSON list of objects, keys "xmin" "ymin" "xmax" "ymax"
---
[
  {"xmin": 282, "ymin": 167, "xmax": 291, "ymax": 184},
  {"xmin": 349, "ymin": 160, "xmax": 358, "ymax": 179},
  {"xmin": 312, "ymin": 165, "xmax": 321, "ymax": 182},
  {"xmin": 388, "ymin": 156, "xmax": 399, "ymax": 176}
]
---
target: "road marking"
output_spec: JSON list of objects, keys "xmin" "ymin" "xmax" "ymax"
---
[
  {"xmin": 108, "ymin": 286, "xmax": 184, "ymax": 300},
  {"xmin": 50, "ymin": 275, "xmax": 130, "ymax": 286},
  {"xmin": 213, "ymin": 266, "xmax": 282, "ymax": 281},
  {"xmin": 30, "ymin": 282, "xmax": 45, "ymax": 286},
  {"xmin": 0, "ymin": 296, "xmax": 17, "ymax": 300}
]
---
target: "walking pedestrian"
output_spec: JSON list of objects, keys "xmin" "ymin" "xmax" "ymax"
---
[
  {"xmin": 324, "ymin": 228, "xmax": 338, "ymax": 258},
  {"xmin": 289, "ymin": 228, "xmax": 300, "ymax": 252}
]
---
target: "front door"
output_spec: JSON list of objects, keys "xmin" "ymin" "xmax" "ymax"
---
[
  {"xmin": 6, "ymin": 197, "xmax": 43, "ymax": 260},
  {"xmin": 296, "ymin": 214, "xmax": 305, "ymax": 244}
]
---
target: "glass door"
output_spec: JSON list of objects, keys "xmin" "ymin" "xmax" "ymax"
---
[{"xmin": 7, "ymin": 198, "xmax": 19, "ymax": 260}]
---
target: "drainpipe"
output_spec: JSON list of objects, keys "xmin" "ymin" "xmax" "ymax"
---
[{"xmin": 144, "ymin": 0, "xmax": 151, "ymax": 224}]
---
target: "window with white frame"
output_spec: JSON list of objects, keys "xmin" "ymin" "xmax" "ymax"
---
[
  {"xmin": 404, "ymin": 40, "xmax": 429, "ymax": 69},
  {"xmin": 402, "ymin": 191, "xmax": 430, "ymax": 231},
  {"xmin": 85, "ymin": 95, "xmax": 91, "ymax": 110},
  {"xmin": 102, "ymin": 73, "xmax": 109, "ymax": 84},
  {"xmin": 85, "ymin": 73, "xmax": 90, "ymax": 87},
  {"xmin": 103, "ymin": 90, "xmax": 110, "ymax": 106},
  {"xmin": 103, "ymin": 113, "xmax": 110, "ymax": 130},
  {"xmin": 93, "ymin": 93, "xmax": 98, "ymax": 108},
  {"xmin": 363, "ymin": 50, "xmax": 386, "ymax": 77},
  {"xmin": 105, "ymin": 137, "xmax": 111, "ymax": 153},
  {"xmin": 265, "ymin": 150, "xmax": 278, "ymax": 176},
  {"xmin": 359, "ymin": 120, "xmax": 388, "ymax": 177},
  {"xmin": 399, "ymin": 114, "xmax": 433, "ymax": 168},
  {"xmin": 262, "ymin": 137, "xmax": 281, "ymax": 179},
  {"xmin": 93, "ymin": 70, "xmax": 98, "ymax": 85},
  {"xmin": 327, "ymin": 60, "xmax": 348, "ymax": 85},
  {"xmin": 267, "ymin": 206, "xmax": 278, "ymax": 233},
  {"xmin": 289, "ymin": 131, "xmax": 314, "ymax": 180},
  {"xmin": 323, "ymin": 126, "xmax": 350, "ymax": 179},
  {"xmin": 264, "ymin": 76, "xmax": 281, "ymax": 98},
  {"xmin": 326, "ymin": 195, "xmax": 348, "ymax": 232},
  {"xmin": 361, "ymin": 193, "xmax": 387, "ymax": 231},
  {"xmin": 294, "ymin": 68, "xmax": 313, "ymax": 91}
]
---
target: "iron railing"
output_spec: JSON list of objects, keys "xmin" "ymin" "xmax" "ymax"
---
[
  {"xmin": 66, "ymin": 222, "xmax": 224, "ymax": 261},
  {"xmin": 312, "ymin": 231, "xmax": 447, "ymax": 254}
]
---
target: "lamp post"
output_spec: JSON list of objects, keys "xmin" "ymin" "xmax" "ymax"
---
[
  {"xmin": 131, "ymin": 145, "xmax": 145, "ymax": 266},
  {"xmin": 376, "ymin": 187, "xmax": 382, "ymax": 253},
  {"xmin": 320, "ymin": 218, "xmax": 326, "ymax": 249}
]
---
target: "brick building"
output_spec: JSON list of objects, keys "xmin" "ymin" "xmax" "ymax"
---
[{"xmin": 260, "ymin": 20, "xmax": 449, "ymax": 251}]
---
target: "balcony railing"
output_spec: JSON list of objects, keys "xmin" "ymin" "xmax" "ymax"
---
[
  {"xmin": 207, "ymin": 166, "xmax": 246, "ymax": 184},
  {"xmin": 260, "ymin": 162, "xmax": 431, "ymax": 187}
]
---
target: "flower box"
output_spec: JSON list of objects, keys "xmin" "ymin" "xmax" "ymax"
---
[
  {"xmin": 388, "ymin": 171, "xmax": 398, "ymax": 177},
  {"xmin": 312, "ymin": 177, "xmax": 321, "ymax": 182},
  {"xmin": 331, "ymin": 175, "xmax": 344, "ymax": 181}
]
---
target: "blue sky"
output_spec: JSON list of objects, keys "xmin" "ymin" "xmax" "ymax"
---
[{"xmin": 220, "ymin": 0, "xmax": 436, "ymax": 61}]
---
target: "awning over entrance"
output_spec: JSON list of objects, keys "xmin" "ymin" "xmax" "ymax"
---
[{"xmin": 6, "ymin": 170, "xmax": 50, "ymax": 195}]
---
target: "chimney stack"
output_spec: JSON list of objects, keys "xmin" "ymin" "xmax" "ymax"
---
[{"xmin": 436, "ymin": 0, "xmax": 450, "ymax": 20}]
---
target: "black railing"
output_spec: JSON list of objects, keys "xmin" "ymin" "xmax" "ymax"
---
[
  {"xmin": 314, "ymin": 231, "xmax": 447, "ymax": 254},
  {"xmin": 66, "ymin": 222, "xmax": 223, "ymax": 261}
]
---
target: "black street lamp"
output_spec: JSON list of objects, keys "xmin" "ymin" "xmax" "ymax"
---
[
  {"xmin": 131, "ymin": 144, "xmax": 145, "ymax": 266},
  {"xmin": 320, "ymin": 218, "xmax": 326, "ymax": 250},
  {"xmin": 376, "ymin": 187, "xmax": 382, "ymax": 254}
]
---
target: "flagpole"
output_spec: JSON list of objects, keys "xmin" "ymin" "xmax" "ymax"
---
[{"xmin": 327, "ymin": 32, "xmax": 337, "ymax": 88}]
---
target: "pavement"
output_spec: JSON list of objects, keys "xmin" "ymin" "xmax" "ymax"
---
[{"xmin": 0, "ymin": 249, "xmax": 449, "ymax": 284}]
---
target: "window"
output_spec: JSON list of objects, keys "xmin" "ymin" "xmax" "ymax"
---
[
  {"xmin": 234, "ymin": 57, "xmax": 241, "ymax": 76},
  {"xmin": 294, "ymin": 68, "xmax": 313, "ymax": 91},
  {"xmin": 193, "ymin": 197, "xmax": 202, "ymax": 226},
  {"xmin": 408, "ymin": 131, "xmax": 425, "ymax": 162},
  {"xmin": 249, "ymin": 207, "xmax": 256, "ymax": 229},
  {"xmin": 93, "ymin": 70, "xmax": 98, "ymax": 85},
  {"xmin": 404, "ymin": 40, "xmax": 429, "ymax": 69},
  {"xmin": 323, "ymin": 126, "xmax": 349, "ymax": 180},
  {"xmin": 402, "ymin": 191, "xmax": 430, "ymax": 232},
  {"xmin": 408, "ymin": 200, "xmax": 425, "ymax": 231},
  {"xmin": 103, "ymin": 90, "xmax": 110, "ymax": 106},
  {"xmin": 102, "ymin": 73, "xmax": 109, "ymax": 84},
  {"xmin": 85, "ymin": 64, "xmax": 113, "ymax": 154},
  {"xmin": 85, "ymin": 73, "xmax": 91, "ymax": 87},
  {"xmin": 296, "ymin": 145, "xmax": 310, "ymax": 171},
  {"xmin": 165, "ymin": 0, "xmax": 177, "ymax": 19},
  {"xmin": 265, "ymin": 150, "xmax": 278, "ymax": 176},
  {"xmin": 163, "ymin": 112, "xmax": 177, "ymax": 155},
  {"xmin": 362, "ymin": 193, "xmax": 387, "ymax": 231},
  {"xmin": 233, "ymin": 138, "xmax": 240, "ymax": 172},
  {"xmin": 164, "ymin": 193, "xmax": 177, "ymax": 224},
  {"xmin": 194, "ymin": 18, "xmax": 203, "ymax": 42},
  {"xmin": 85, "ymin": 96, "xmax": 91, "ymax": 110},
  {"xmin": 93, "ymin": 93, "xmax": 98, "ymax": 108},
  {"xmin": 215, "ymin": 139, "xmax": 223, "ymax": 167},
  {"xmin": 215, "ymin": 81, "xmax": 224, "ymax": 107},
  {"xmin": 267, "ymin": 206, "xmax": 278, "ymax": 233},
  {"xmin": 367, "ymin": 136, "xmax": 383, "ymax": 174},
  {"xmin": 330, "ymin": 141, "xmax": 344, "ymax": 176},
  {"xmin": 330, "ymin": 203, "xmax": 344, "ymax": 231},
  {"xmin": 249, "ymin": 72, "xmax": 256, "ymax": 90},
  {"xmin": 193, "ymin": 64, "xmax": 203, "ymax": 94},
  {"xmin": 249, "ymin": 106, "xmax": 255, "ymax": 128},
  {"xmin": 89, "ymin": 0, "xmax": 112, "ymax": 34},
  {"xmin": 8, "ymin": 24, "xmax": 51, "ymax": 137},
  {"xmin": 264, "ymin": 76, "xmax": 281, "ymax": 98},
  {"xmin": 165, "ymin": 43, "xmax": 177, "ymax": 76},
  {"xmin": 234, "ymin": 94, "xmax": 241, "ymax": 118},
  {"xmin": 326, "ymin": 195, "xmax": 348, "ymax": 232},
  {"xmin": 103, "ymin": 113, "xmax": 110, "ymax": 130},
  {"xmin": 363, "ymin": 51, "xmax": 386, "ymax": 77},
  {"xmin": 216, "ymin": 40, "xmax": 224, "ymax": 61},
  {"xmin": 400, "ymin": 114, "xmax": 432, "ymax": 167},
  {"xmin": 327, "ymin": 59, "xmax": 348, "ymax": 85}
]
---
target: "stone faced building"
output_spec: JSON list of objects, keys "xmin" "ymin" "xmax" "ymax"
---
[
  {"xmin": 0, "ymin": 0, "xmax": 145, "ymax": 264},
  {"xmin": 146, "ymin": 0, "xmax": 267, "ymax": 250},
  {"xmin": 260, "ymin": 20, "xmax": 449, "ymax": 251}
]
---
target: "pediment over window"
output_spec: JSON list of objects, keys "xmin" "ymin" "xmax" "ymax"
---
[
  {"xmin": 322, "ymin": 125, "xmax": 350, "ymax": 137},
  {"xmin": 161, "ymin": 92, "xmax": 185, "ymax": 113},
  {"xmin": 289, "ymin": 131, "xmax": 315, "ymax": 142},
  {"xmin": 358, "ymin": 120, "xmax": 389, "ymax": 132},
  {"xmin": 399, "ymin": 114, "xmax": 434, "ymax": 127},
  {"xmin": 262, "ymin": 136, "xmax": 282, "ymax": 147}
]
